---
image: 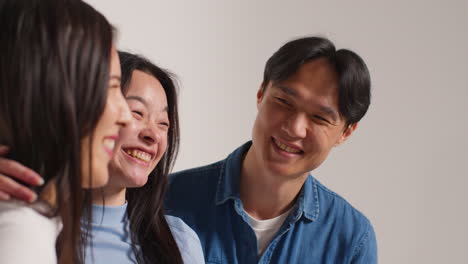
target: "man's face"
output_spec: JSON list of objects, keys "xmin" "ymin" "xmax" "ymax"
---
[{"xmin": 251, "ymin": 58, "xmax": 356, "ymax": 179}]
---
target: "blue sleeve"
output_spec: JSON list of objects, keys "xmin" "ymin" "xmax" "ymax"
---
[
  {"xmin": 165, "ymin": 215, "xmax": 205, "ymax": 264},
  {"xmin": 351, "ymin": 222, "xmax": 378, "ymax": 264}
]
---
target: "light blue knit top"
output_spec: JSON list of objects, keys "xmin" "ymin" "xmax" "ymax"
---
[{"xmin": 83, "ymin": 203, "xmax": 204, "ymax": 264}]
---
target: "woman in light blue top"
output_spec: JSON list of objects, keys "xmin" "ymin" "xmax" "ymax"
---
[
  {"xmin": 0, "ymin": 51, "xmax": 204, "ymax": 263},
  {"xmin": 84, "ymin": 51, "xmax": 204, "ymax": 264}
]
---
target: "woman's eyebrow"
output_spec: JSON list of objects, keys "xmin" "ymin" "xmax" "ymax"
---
[
  {"xmin": 126, "ymin": 95, "xmax": 148, "ymax": 107},
  {"xmin": 127, "ymin": 95, "xmax": 169, "ymax": 113}
]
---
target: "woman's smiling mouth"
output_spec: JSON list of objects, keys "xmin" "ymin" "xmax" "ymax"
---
[{"xmin": 122, "ymin": 147, "xmax": 155, "ymax": 165}]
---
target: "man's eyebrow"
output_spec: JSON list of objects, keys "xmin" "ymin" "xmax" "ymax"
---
[
  {"xmin": 277, "ymin": 85, "xmax": 298, "ymax": 97},
  {"xmin": 126, "ymin": 95, "xmax": 148, "ymax": 107},
  {"xmin": 277, "ymin": 84, "xmax": 339, "ymax": 121},
  {"xmin": 319, "ymin": 105, "xmax": 339, "ymax": 122}
]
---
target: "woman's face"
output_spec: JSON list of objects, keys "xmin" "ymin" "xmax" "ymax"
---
[
  {"xmin": 81, "ymin": 47, "xmax": 132, "ymax": 188},
  {"xmin": 108, "ymin": 70, "xmax": 169, "ymax": 188}
]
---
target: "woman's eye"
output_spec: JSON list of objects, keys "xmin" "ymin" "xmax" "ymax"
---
[
  {"xmin": 132, "ymin": 110, "xmax": 143, "ymax": 117},
  {"xmin": 108, "ymin": 81, "xmax": 121, "ymax": 90},
  {"xmin": 160, "ymin": 122, "xmax": 170, "ymax": 128}
]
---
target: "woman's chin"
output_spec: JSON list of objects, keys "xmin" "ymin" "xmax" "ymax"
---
[{"xmin": 125, "ymin": 175, "xmax": 149, "ymax": 188}]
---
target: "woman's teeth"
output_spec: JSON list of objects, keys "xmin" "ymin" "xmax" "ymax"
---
[
  {"xmin": 126, "ymin": 149, "xmax": 152, "ymax": 162},
  {"xmin": 103, "ymin": 138, "xmax": 115, "ymax": 150},
  {"xmin": 274, "ymin": 138, "xmax": 302, "ymax": 153}
]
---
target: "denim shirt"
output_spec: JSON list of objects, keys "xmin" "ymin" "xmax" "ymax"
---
[{"xmin": 166, "ymin": 142, "xmax": 377, "ymax": 264}]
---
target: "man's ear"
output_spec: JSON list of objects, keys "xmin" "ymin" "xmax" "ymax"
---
[
  {"xmin": 335, "ymin": 123, "xmax": 358, "ymax": 146},
  {"xmin": 257, "ymin": 84, "xmax": 266, "ymax": 107}
]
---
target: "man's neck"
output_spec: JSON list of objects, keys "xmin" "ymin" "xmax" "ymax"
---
[
  {"xmin": 91, "ymin": 183, "xmax": 127, "ymax": 206},
  {"xmin": 240, "ymin": 146, "xmax": 308, "ymax": 220}
]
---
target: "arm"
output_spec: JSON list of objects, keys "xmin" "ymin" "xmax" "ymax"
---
[
  {"xmin": 0, "ymin": 145, "xmax": 43, "ymax": 202},
  {"xmin": 350, "ymin": 223, "xmax": 378, "ymax": 264}
]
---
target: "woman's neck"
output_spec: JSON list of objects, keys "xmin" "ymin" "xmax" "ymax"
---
[
  {"xmin": 39, "ymin": 180, "xmax": 57, "ymax": 206},
  {"xmin": 91, "ymin": 183, "xmax": 127, "ymax": 206}
]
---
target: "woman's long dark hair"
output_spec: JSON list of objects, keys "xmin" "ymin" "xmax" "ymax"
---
[
  {"xmin": 0, "ymin": 0, "xmax": 113, "ymax": 263},
  {"xmin": 118, "ymin": 51, "xmax": 183, "ymax": 264}
]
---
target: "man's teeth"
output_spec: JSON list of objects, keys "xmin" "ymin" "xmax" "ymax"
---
[
  {"xmin": 274, "ymin": 139, "xmax": 302, "ymax": 153},
  {"xmin": 126, "ymin": 149, "xmax": 152, "ymax": 162},
  {"xmin": 103, "ymin": 138, "xmax": 115, "ymax": 150}
]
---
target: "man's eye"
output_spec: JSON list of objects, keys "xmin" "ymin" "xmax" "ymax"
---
[
  {"xmin": 314, "ymin": 115, "xmax": 329, "ymax": 123},
  {"xmin": 275, "ymin": 97, "xmax": 290, "ymax": 105}
]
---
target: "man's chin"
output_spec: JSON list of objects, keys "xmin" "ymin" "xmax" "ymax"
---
[{"xmin": 265, "ymin": 163, "xmax": 310, "ymax": 179}]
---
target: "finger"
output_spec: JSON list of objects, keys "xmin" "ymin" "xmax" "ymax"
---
[
  {"xmin": 0, "ymin": 175, "xmax": 37, "ymax": 202},
  {"xmin": 0, "ymin": 158, "xmax": 43, "ymax": 186},
  {"xmin": 0, "ymin": 190, "xmax": 10, "ymax": 201},
  {"xmin": 0, "ymin": 145, "xmax": 9, "ymax": 155}
]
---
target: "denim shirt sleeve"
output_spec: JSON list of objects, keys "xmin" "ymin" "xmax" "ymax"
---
[{"xmin": 351, "ymin": 222, "xmax": 378, "ymax": 264}]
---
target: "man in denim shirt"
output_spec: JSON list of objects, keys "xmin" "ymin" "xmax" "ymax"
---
[
  {"xmin": 0, "ymin": 36, "xmax": 377, "ymax": 263},
  {"xmin": 166, "ymin": 36, "xmax": 377, "ymax": 263}
]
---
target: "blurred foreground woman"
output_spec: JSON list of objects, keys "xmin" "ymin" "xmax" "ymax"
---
[{"xmin": 0, "ymin": 0, "xmax": 131, "ymax": 263}]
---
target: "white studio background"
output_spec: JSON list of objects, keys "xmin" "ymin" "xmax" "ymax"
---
[{"xmin": 87, "ymin": 1, "xmax": 468, "ymax": 263}]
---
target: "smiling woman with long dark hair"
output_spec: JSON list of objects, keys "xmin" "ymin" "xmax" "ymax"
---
[
  {"xmin": 83, "ymin": 51, "xmax": 204, "ymax": 264},
  {"xmin": 0, "ymin": 0, "xmax": 131, "ymax": 263},
  {"xmin": 121, "ymin": 51, "xmax": 184, "ymax": 264}
]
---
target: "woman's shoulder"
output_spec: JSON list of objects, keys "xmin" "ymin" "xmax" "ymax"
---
[
  {"xmin": 0, "ymin": 200, "xmax": 60, "ymax": 226},
  {"xmin": 0, "ymin": 200, "xmax": 45, "ymax": 224},
  {"xmin": 165, "ymin": 215, "xmax": 196, "ymax": 237},
  {"xmin": 0, "ymin": 201, "xmax": 61, "ymax": 263},
  {"xmin": 165, "ymin": 215, "xmax": 205, "ymax": 264}
]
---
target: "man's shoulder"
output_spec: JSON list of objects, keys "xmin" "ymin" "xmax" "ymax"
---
[
  {"xmin": 166, "ymin": 160, "xmax": 225, "ymax": 209},
  {"xmin": 309, "ymin": 178, "xmax": 377, "ymax": 260},
  {"xmin": 169, "ymin": 160, "xmax": 227, "ymax": 194},
  {"xmin": 171, "ymin": 160, "xmax": 224, "ymax": 180},
  {"xmin": 312, "ymin": 177, "xmax": 373, "ymax": 227}
]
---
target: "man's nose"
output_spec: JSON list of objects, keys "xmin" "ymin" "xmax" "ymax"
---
[{"xmin": 281, "ymin": 113, "xmax": 307, "ymax": 139}]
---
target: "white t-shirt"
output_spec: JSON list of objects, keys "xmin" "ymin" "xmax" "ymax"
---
[
  {"xmin": 246, "ymin": 208, "xmax": 292, "ymax": 257},
  {"xmin": 0, "ymin": 201, "xmax": 62, "ymax": 264}
]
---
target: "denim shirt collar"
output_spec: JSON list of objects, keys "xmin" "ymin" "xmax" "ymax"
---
[{"xmin": 215, "ymin": 141, "xmax": 319, "ymax": 222}]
